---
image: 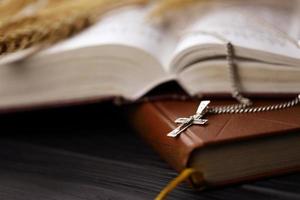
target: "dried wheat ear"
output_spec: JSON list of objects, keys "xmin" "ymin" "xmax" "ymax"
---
[{"xmin": 0, "ymin": 0, "xmax": 148, "ymax": 56}]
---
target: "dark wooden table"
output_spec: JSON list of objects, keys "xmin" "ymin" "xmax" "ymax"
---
[{"xmin": 0, "ymin": 103, "xmax": 299, "ymax": 200}]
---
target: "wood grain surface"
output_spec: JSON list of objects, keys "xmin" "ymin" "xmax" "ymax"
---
[{"xmin": 0, "ymin": 102, "xmax": 299, "ymax": 200}]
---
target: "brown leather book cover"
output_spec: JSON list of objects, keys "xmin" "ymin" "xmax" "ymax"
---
[{"xmin": 128, "ymin": 99, "xmax": 300, "ymax": 187}]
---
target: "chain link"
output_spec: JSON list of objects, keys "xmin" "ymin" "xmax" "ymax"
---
[
  {"xmin": 207, "ymin": 42, "xmax": 300, "ymax": 114},
  {"xmin": 208, "ymin": 94, "xmax": 300, "ymax": 114}
]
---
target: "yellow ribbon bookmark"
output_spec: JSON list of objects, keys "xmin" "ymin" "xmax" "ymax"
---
[{"xmin": 155, "ymin": 168, "xmax": 203, "ymax": 200}]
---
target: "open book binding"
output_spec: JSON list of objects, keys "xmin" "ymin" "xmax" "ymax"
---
[{"xmin": 0, "ymin": 0, "xmax": 299, "ymax": 110}]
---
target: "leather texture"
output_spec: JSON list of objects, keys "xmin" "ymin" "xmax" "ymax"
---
[{"xmin": 128, "ymin": 99, "xmax": 300, "ymax": 186}]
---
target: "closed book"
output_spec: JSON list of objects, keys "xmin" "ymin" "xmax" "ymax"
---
[{"xmin": 128, "ymin": 99, "xmax": 300, "ymax": 189}]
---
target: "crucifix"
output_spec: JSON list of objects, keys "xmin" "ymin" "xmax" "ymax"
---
[{"xmin": 167, "ymin": 101, "xmax": 211, "ymax": 137}]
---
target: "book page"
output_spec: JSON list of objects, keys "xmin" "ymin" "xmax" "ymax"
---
[
  {"xmin": 170, "ymin": 0, "xmax": 300, "ymax": 71},
  {"xmin": 44, "ymin": 6, "xmax": 174, "ymax": 70}
]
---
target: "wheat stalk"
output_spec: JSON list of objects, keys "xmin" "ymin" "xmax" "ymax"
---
[
  {"xmin": 0, "ymin": 0, "xmax": 37, "ymax": 21},
  {"xmin": 149, "ymin": 0, "xmax": 205, "ymax": 20},
  {"xmin": 0, "ymin": 0, "xmax": 148, "ymax": 56}
]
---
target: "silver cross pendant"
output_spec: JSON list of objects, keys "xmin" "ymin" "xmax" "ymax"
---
[{"xmin": 167, "ymin": 101, "xmax": 211, "ymax": 137}]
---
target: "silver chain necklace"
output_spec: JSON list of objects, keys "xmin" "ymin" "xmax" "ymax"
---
[
  {"xmin": 208, "ymin": 42, "xmax": 300, "ymax": 115},
  {"xmin": 167, "ymin": 42, "xmax": 300, "ymax": 137}
]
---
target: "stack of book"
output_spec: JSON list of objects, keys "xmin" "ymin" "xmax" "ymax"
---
[{"xmin": 0, "ymin": 0, "xmax": 299, "ymax": 199}]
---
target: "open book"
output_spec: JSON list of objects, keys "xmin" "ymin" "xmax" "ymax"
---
[{"xmin": 0, "ymin": 0, "xmax": 299, "ymax": 110}]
